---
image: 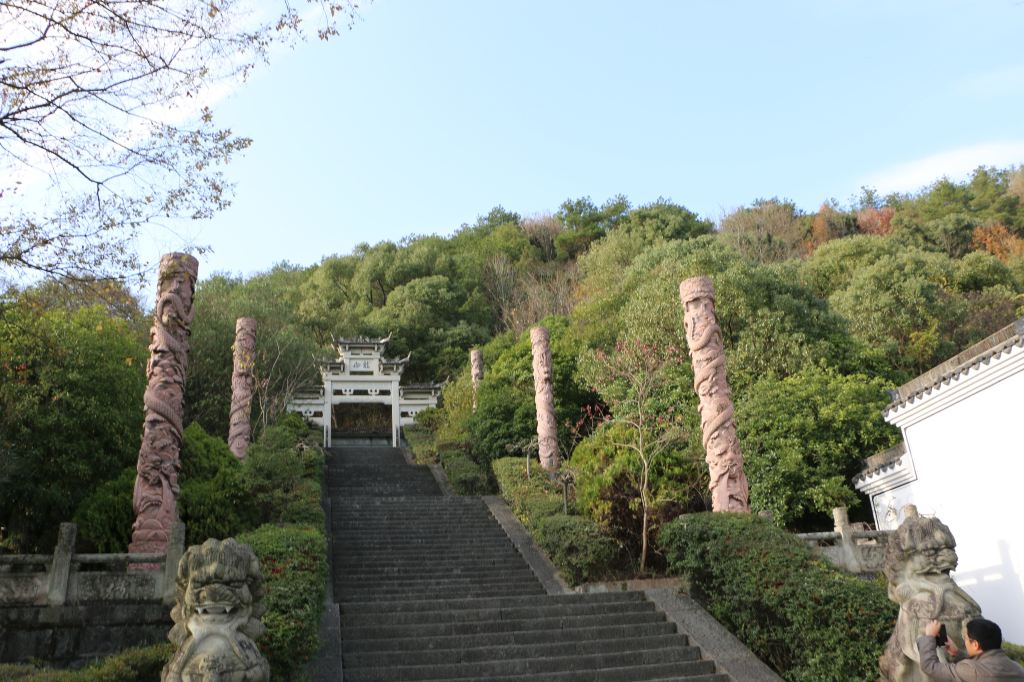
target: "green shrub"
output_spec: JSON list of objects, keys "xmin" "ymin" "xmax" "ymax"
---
[
  {"xmin": 73, "ymin": 467, "xmax": 135, "ymax": 552},
  {"xmin": 0, "ymin": 643, "xmax": 172, "ymax": 681},
  {"xmin": 492, "ymin": 457, "xmax": 564, "ymax": 523},
  {"xmin": 277, "ymin": 478, "xmax": 325, "ymax": 526},
  {"xmin": 661, "ymin": 512, "xmax": 896, "ymax": 682},
  {"xmin": 243, "ymin": 438, "xmax": 305, "ymax": 523},
  {"xmin": 533, "ymin": 514, "xmax": 620, "ymax": 586},
  {"xmin": 1006, "ymin": 642, "xmax": 1024, "ymax": 665},
  {"xmin": 274, "ymin": 411, "xmax": 311, "ymax": 442},
  {"xmin": 179, "ymin": 422, "xmax": 236, "ymax": 484},
  {"xmin": 403, "ymin": 425, "xmax": 438, "ymax": 464},
  {"xmin": 492, "ymin": 457, "xmax": 621, "ymax": 585},
  {"xmin": 238, "ymin": 523, "xmax": 327, "ymax": 680},
  {"xmin": 441, "ymin": 454, "xmax": 489, "ymax": 495},
  {"xmin": 179, "ymin": 465, "xmax": 253, "ymax": 545}
]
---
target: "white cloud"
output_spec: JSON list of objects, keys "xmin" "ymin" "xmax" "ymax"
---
[{"xmin": 861, "ymin": 142, "xmax": 1024, "ymax": 195}]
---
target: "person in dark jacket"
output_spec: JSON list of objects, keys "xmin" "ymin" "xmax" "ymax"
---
[{"xmin": 918, "ymin": 618, "xmax": 1024, "ymax": 680}]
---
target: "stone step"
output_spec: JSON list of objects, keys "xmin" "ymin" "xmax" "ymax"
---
[
  {"xmin": 343, "ymin": 632, "xmax": 689, "ymax": 668},
  {"xmin": 340, "ymin": 609, "xmax": 668, "ymax": 640},
  {"xmin": 341, "ymin": 647, "xmax": 711, "ymax": 682},
  {"xmin": 338, "ymin": 584, "xmax": 547, "ymax": 603},
  {"xmin": 337, "ymin": 573, "xmax": 541, "ymax": 594},
  {"xmin": 339, "ymin": 564, "xmax": 536, "ymax": 579},
  {"xmin": 339, "ymin": 591, "xmax": 648, "ymax": 615},
  {"xmin": 340, "ymin": 598, "xmax": 655, "ymax": 627},
  {"xmin": 320, "ymin": 446, "xmax": 730, "ymax": 682},
  {"xmin": 341, "ymin": 620, "xmax": 681, "ymax": 653}
]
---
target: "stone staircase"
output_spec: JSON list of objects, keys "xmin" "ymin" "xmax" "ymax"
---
[{"xmin": 329, "ymin": 446, "xmax": 730, "ymax": 681}]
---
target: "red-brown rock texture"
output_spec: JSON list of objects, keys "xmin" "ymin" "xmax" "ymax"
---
[
  {"xmin": 228, "ymin": 317, "xmax": 257, "ymax": 460},
  {"xmin": 470, "ymin": 349, "xmax": 484, "ymax": 411},
  {"xmin": 530, "ymin": 327, "xmax": 559, "ymax": 471},
  {"xmin": 130, "ymin": 253, "xmax": 198, "ymax": 556},
  {"xmin": 679, "ymin": 276, "xmax": 749, "ymax": 512}
]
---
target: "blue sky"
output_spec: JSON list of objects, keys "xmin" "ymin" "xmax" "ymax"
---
[{"xmin": 144, "ymin": 1, "xmax": 1024, "ymax": 278}]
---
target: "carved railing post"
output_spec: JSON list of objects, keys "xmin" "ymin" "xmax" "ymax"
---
[
  {"xmin": 46, "ymin": 522, "xmax": 76, "ymax": 606},
  {"xmin": 679, "ymin": 276, "xmax": 749, "ymax": 512},
  {"xmin": 130, "ymin": 253, "xmax": 198, "ymax": 557},
  {"xmin": 530, "ymin": 327, "xmax": 559, "ymax": 471},
  {"xmin": 229, "ymin": 317, "xmax": 257, "ymax": 459},
  {"xmin": 470, "ymin": 349, "xmax": 484, "ymax": 412}
]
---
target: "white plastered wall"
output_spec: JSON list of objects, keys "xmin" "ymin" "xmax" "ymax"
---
[{"xmin": 891, "ymin": 359, "xmax": 1024, "ymax": 642}]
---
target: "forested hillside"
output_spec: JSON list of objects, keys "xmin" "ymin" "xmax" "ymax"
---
[{"xmin": 2, "ymin": 166, "xmax": 1023, "ymax": 553}]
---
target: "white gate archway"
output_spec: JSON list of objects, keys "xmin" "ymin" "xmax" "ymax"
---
[{"xmin": 287, "ymin": 335, "xmax": 441, "ymax": 447}]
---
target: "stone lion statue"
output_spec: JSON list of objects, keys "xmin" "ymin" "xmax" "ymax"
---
[
  {"xmin": 879, "ymin": 505, "xmax": 981, "ymax": 681},
  {"xmin": 163, "ymin": 538, "xmax": 270, "ymax": 682}
]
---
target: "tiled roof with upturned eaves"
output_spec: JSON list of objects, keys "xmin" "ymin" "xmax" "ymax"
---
[{"xmin": 883, "ymin": 316, "xmax": 1024, "ymax": 417}]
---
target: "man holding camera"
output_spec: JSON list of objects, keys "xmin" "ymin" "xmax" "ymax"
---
[{"xmin": 917, "ymin": 618, "xmax": 1024, "ymax": 680}]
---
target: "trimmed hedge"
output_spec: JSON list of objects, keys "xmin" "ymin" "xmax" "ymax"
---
[
  {"xmin": 440, "ymin": 453, "xmax": 490, "ymax": 496},
  {"xmin": 238, "ymin": 523, "xmax": 328, "ymax": 680},
  {"xmin": 492, "ymin": 457, "xmax": 620, "ymax": 586},
  {"xmin": 532, "ymin": 513, "xmax": 619, "ymax": 586},
  {"xmin": 0, "ymin": 644, "xmax": 173, "ymax": 681},
  {"xmin": 661, "ymin": 512, "xmax": 896, "ymax": 682}
]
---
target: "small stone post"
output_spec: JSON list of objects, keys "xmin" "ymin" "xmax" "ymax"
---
[
  {"xmin": 470, "ymin": 348, "xmax": 484, "ymax": 412},
  {"xmin": 46, "ymin": 522, "xmax": 76, "ymax": 606},
  {"xmin": 162, "ymin": 522, "xmax": 187, "ymax": 606},
  {"xmin": 530, "ymin": 327, "xmax": 559, "ymax": 471},
  {"xmin": 679, "ymin": 276, "xmax": 749, "ymax": 512},
  {"xmin": 228, "ymin": 317, "xmax": 257, "ymax": 460},
  {"xmin": 130, "ymin": 253, "xmax": 198, "ymax": 557},
  {"xmin": 832, "ymin": 506, "xmax": 863, "ymax": 573}
]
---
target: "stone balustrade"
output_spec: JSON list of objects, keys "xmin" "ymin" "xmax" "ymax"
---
[
  {"xmin": 795, "ymin": 507, "xmax": 891, "ymax": 574},
  {"xmin": 0, "ymin": 521, "xmax": 184, "ymax": 607}
]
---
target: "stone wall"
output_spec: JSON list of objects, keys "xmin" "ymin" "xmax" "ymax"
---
[
  {"xmin": 0, "ymin": 603, "xmax": 169, "ymax": 667},
  {"xmin": 0, "ymin": 522, "xmax": 181, "ymax": 667}
]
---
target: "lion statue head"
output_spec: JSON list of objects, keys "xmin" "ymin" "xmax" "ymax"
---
[
  {"xmin": 879, "ymin": 506, "xmax": 981, "ymax": 681},
  {"xmin": 163, "ymin": 538, "xmax": 269, "ymax": 682}
]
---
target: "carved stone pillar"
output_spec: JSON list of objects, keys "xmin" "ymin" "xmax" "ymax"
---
[
  {"xmin": 530, "ymin": 327, "xmax": 559, "ymax": 471},
  {"xmin": 130, "ymin": 253, "xmax": 198, "ymax": 556},
  {"xmin": 470, "ymin": 349, "xmax": 484, "ymax": 411},
  {"xmin": 228, "ymin": 317, "xmax": 257, "ymax": 460},
  {"xmin": 679, "ymin": 276, "xmax": 749, "ymax": 512}
]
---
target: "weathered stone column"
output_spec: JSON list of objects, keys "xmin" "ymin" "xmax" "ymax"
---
[
  {"xmin": 470, "ymin": 349, "xmax": 484, "ymax": 411},
  {"xmin": 228, "ymin": 317, "xmax": 257, "ymax": 460},
  {"xmin": 679, "ymin": 276, "xmax": 749, "ymax": 512},
  {"xmin": 530, "ymin": 327, "xmax": 559, "ymax": 471},
  {"xmin": 130, "ymin": 253, "xmax": 198, "ymax": 556}
]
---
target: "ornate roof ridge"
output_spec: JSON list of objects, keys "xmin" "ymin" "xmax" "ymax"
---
[{"xmin": 885, "ymin": 316, "xmax": 1024, "ymax": 415}]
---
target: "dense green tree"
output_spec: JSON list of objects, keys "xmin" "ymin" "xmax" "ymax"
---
[
  {"xmin": 719, "ymin": 198, "xmax": 806, "ymax": 264},
  {"xmin": 0, "ymin": 301, "xmax": 147, "ymax": 550},
  {"xmin": 467, "ymin": 317, "xmax": 596, "ymax": 465},
  {"xmin": 555, "ymin": 195, "xmax": 631, "ymax": 261},
  {"xmin": 186, "ymin": 266, "xmax": 318, "ymax": 438},
  {"xmin": 735, "ymin": 367, "xmax": 900, "ymax": 529}
]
